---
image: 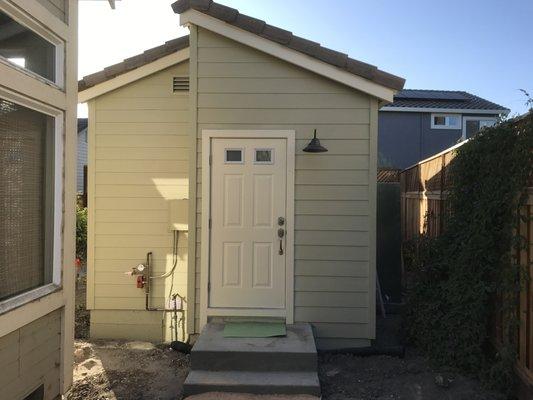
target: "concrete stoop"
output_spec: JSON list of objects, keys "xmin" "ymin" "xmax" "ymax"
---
[{"xmin": 183, "ymin": 323, "xmax": 321, "ymax": 397}]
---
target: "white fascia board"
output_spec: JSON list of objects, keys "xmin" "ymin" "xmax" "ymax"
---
[
  {"xmin": 179, "ymin": 10, "xmax": 396, "ymax": 102},
  {"xmin": 380, "ymin": 106, "xmax": 510, "ymax": 115},
  {"xmin": 78, "ymin": 48, "xmax": 190, "ymax": 103}
]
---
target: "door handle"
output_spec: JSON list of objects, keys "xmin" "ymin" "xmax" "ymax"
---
[{"xmin": 278, "ymin": 228, "xmax": 285, "ymax": 255}]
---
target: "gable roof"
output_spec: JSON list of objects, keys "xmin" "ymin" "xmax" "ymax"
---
[
  {"xmin": 381, "ymin": 89, "xmax": 509, "ymax": 114},
  {"xmin": 172, "ymin": 0, "xmax": 405, "ymax": 92},
  {"xmin": 78, "ymin": 36, "xmax": 190, "ymax": 92}
]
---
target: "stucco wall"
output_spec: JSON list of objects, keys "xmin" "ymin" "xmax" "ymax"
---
[
  {"xmin": 87, "ymin": 62, "xmax": 191, "ymax": 342},
  {"xmin": 192, "ymin": 28, "xmax": 377, "ymax": 349},
  {"xmin": 0, "ymin": 309, "xmax": 61, "ymax": 400}
]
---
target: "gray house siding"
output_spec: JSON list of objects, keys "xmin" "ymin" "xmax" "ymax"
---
[
  {"xmin": 77, "ymin": 128, "xmax": 87, "ymax": 193},
  {"xmin": 378, "ymin": 111, "xmax": 498, "ymax": 170}
]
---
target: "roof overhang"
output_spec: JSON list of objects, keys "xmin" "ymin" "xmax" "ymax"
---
[
  {"xmin": 78, "ymin": 47, "xmax": 190, "ymax": 103},
  {"xmin": 380, "ymin": 106, "xmax": 510, "ymax": 115},
  {"xmin": 179, "ymin": 9, "xmax": 397, "ymax": 102}
]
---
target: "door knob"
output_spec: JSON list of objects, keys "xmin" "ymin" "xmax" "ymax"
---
[{"xmin": 278, "ymin": 228, "xmax": 285, "ymax": 238}]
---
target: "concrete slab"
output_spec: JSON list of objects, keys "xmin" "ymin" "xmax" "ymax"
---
[
  {"xmin": 184, "ymin": 370, "xmax": 321, "ymax": 396},
  {"xmin": 194, "ymin": 323, "xmax": 316, "ymax": 354}
]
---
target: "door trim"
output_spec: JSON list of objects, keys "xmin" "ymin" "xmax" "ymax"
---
[{"xmin": 200, "ymin": 130, "xmax": 295, "ymax": 329}]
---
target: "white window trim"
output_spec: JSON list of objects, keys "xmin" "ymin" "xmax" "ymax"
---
[
  {"xmin": 462, "ymin": 116, "xmax": 498, "ymax": 140},
  {"xmin": 431, "ymin": 113, "xmax": 462, "ymax": 130},
  {"xmin": 0, "ymin": 5, "xmax": 65, "ymax": 88},
  {"xmin": 0, "ymin": 86, "xmax": 64, "ymax": 314}
]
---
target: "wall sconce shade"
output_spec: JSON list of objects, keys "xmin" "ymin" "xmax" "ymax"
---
[{"xmin": 303, "ymin": 129, "xmax": 328, "ymax": 153}]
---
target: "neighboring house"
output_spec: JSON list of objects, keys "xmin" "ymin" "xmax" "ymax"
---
[
  {"xmin": 78, "ymin": 118, "xmax": 88, "ymax": 193},
  {"xmin": 78, "ymin": 0, "xmax": 405, "ymax": 349},
  {"xmin": 378, "ymin": 89, "xmax": 509, "ymax": 169},
  {"xmin": 0, "ymin": 1, "xmax": 77, "ymax": 399}
]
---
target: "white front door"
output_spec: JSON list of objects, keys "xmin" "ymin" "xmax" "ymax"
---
[{"xmin": 209, "ymin": 138, "xmax": 287, "ymax": 309}]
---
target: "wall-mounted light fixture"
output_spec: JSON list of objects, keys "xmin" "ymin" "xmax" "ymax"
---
[{"xmin": 303, "ymin": 129, "xmax": 328, "ymax": 153}]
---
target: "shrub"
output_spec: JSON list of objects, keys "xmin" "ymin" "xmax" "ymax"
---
[
  {"xmin": 76, "ymin": 205, "xmax": 87, "ymax": 263},
  {"xmin": 405, "ymin": 113, "xmax": 533, "ymax": 392}
]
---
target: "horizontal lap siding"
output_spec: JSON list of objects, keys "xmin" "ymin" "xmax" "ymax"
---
[
  {"xmin": 195, "ymin": 29, "xmax": 374, "ymax": 343},
  {"xmin": 89, "ymin": 63, "xmax": 190, "ymax": 342},
  {"xmin": 0, "ymin": 310, "xmax": 61, "ymax": 400}
]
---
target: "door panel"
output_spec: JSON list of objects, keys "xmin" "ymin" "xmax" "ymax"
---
[{"xmin": 210, "ymin": 138, "xmax": 287, "ymax": 309}]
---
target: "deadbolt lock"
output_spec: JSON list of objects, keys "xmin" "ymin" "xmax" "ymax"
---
[{"xmin": 278, "ymin": 217, "xmax": 285, "ymax": 226}]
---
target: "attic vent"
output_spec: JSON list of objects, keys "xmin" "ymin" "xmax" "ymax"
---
[{"xmin": 173, "ymin": 76, "xmax": 189, "ymax": 92}]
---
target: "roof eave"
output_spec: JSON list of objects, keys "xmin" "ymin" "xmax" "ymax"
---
[
  {"xmin": 180, "ymin": 9, "xmax": 399, "ymax": 102},
  {"xmin": 78, "ymin": 48, "xmax": 190, "ymax": 103}
]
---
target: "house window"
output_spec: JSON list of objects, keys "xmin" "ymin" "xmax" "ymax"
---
[
  {"xmin": 254, "ymin": 149, "xmax": 273, "ymax": 164},
  {"xmin": 431, "ymin": 113, "xmax": 462, "ymax": 129},
  {"xmin": 0, "ymin": 10, "xmax": 63, "ymax": 86},
  {"xmin": 0, "ymin": 97, "xmax": 59, "ymax": 306},
  {"xmin": 224, "ymin": 149, "xmax": 243, "ymax": 163},
  {"xmin": 463, "ymin": 117, "xmax": 497, "ymax": 139}
]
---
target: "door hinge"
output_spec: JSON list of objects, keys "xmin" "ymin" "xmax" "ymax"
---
[
  {"xmin": 208, "ymin": 282, "xmax": 211, "ymax": 292},
  {"xmin": 209, "ymin": 155, "xmax": 212, "ymax": 165},
  {"xmin": 208, "ymin": 218, "xmax": 212, "ymax": 229}
]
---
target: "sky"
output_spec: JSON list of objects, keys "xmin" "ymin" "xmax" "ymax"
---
[{"xmin": 78, "ymin": 0, "xmax": 533, "ymax": 117}]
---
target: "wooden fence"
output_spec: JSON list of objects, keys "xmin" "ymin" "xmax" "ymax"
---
[{"xmin": 399, "ymin": 141, "xmax": 533, "ymax": 392}]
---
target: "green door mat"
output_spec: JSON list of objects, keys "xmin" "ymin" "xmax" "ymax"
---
[{"xmin": 223, "ymin": 322, "xmax": 286, "ymax": 338}]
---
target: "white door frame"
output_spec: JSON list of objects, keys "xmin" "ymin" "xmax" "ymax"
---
[{"xmin": 200, "ymin": 130, "xmax": 295, "ymax": 328}]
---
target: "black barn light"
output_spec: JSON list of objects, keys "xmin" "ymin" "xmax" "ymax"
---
[{"xmin": 303, "ymin": 129, "xmax": 328, "ymax": 153}]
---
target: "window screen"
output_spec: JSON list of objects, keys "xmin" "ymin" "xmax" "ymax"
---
[
  {"xmin": 0, "ymin": 11, "xmax": 56, "ymax": 82},
  {"xmin": 0, "ymin": 98, "xmax": 54, "ymax": 302}
]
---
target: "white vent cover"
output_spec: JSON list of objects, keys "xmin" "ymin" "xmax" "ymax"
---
[{"xmin": 173, "ymin": 76, "xmax": 189, "ymax": 92}]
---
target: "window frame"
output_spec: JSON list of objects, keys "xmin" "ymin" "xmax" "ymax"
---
[
  {"xmin": 430, "ymin": 113, "xmax": 462, "ymax": 130},
  {"xmin": 0, "ymin": 7, "xmax": 65, "ymax": 89},
  {"xmin": 0, "ymin": 87, "xmax": 64, "ymax": 315},
  {"xmin": 462, "ymin": 116, "xmax": 497, "ymax": 140}
]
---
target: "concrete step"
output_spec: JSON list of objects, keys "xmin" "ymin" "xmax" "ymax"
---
[
  {"xmin": 191, "ymin": 323, "xmax": 317, "ymax": 372},
  {"xmin": 183, "ymin": 370, "xmax": 321, "ymax": 397}
]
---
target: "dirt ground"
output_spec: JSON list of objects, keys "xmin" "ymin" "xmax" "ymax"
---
[
  {"xmin": 319, "ymin": 351, "xmax": 505, "ymax": 400},
  {"xmin": 71, "ymin": 280, "xmax": 504, "ymax": 400},
  {"xmin": 67, "ymin": 340, "xmax": 189, "ymax": 400}
]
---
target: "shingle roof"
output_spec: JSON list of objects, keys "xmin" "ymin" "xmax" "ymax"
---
[
  {"xmin": 171, "ymin": 0, "xmax": 405, "ymax": 91},
  {"xmin": 383, "ymin": 89, "xmax": 509, "ymax": 112},
  {"xmin": 78, "ymin": 36, "xmax": 190, "ymax": 92}
]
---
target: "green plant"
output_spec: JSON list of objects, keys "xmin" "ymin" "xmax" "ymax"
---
[
  {"xmin": 405, "ymin": 113, "xmax": 533, "ymax": 393},
  {"xmin": 76, "ymin": 205, "xmax": 87, "ymax": 263}
]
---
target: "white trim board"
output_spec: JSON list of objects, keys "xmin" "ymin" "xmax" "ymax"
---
[
  {"xmin": 200, "ymin": 130, "xmax": 295, "ymax": 329},
  {"xmin": 179, "ymin": 9, "xmax": 396, "ymax": 102},
  {"xmin": 380, "ymin": 106, "xmax": 509, "ymax": 115},
  {"xmin": 78, "ymin": 48, "xmax": 190, "ymax": 102}
]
